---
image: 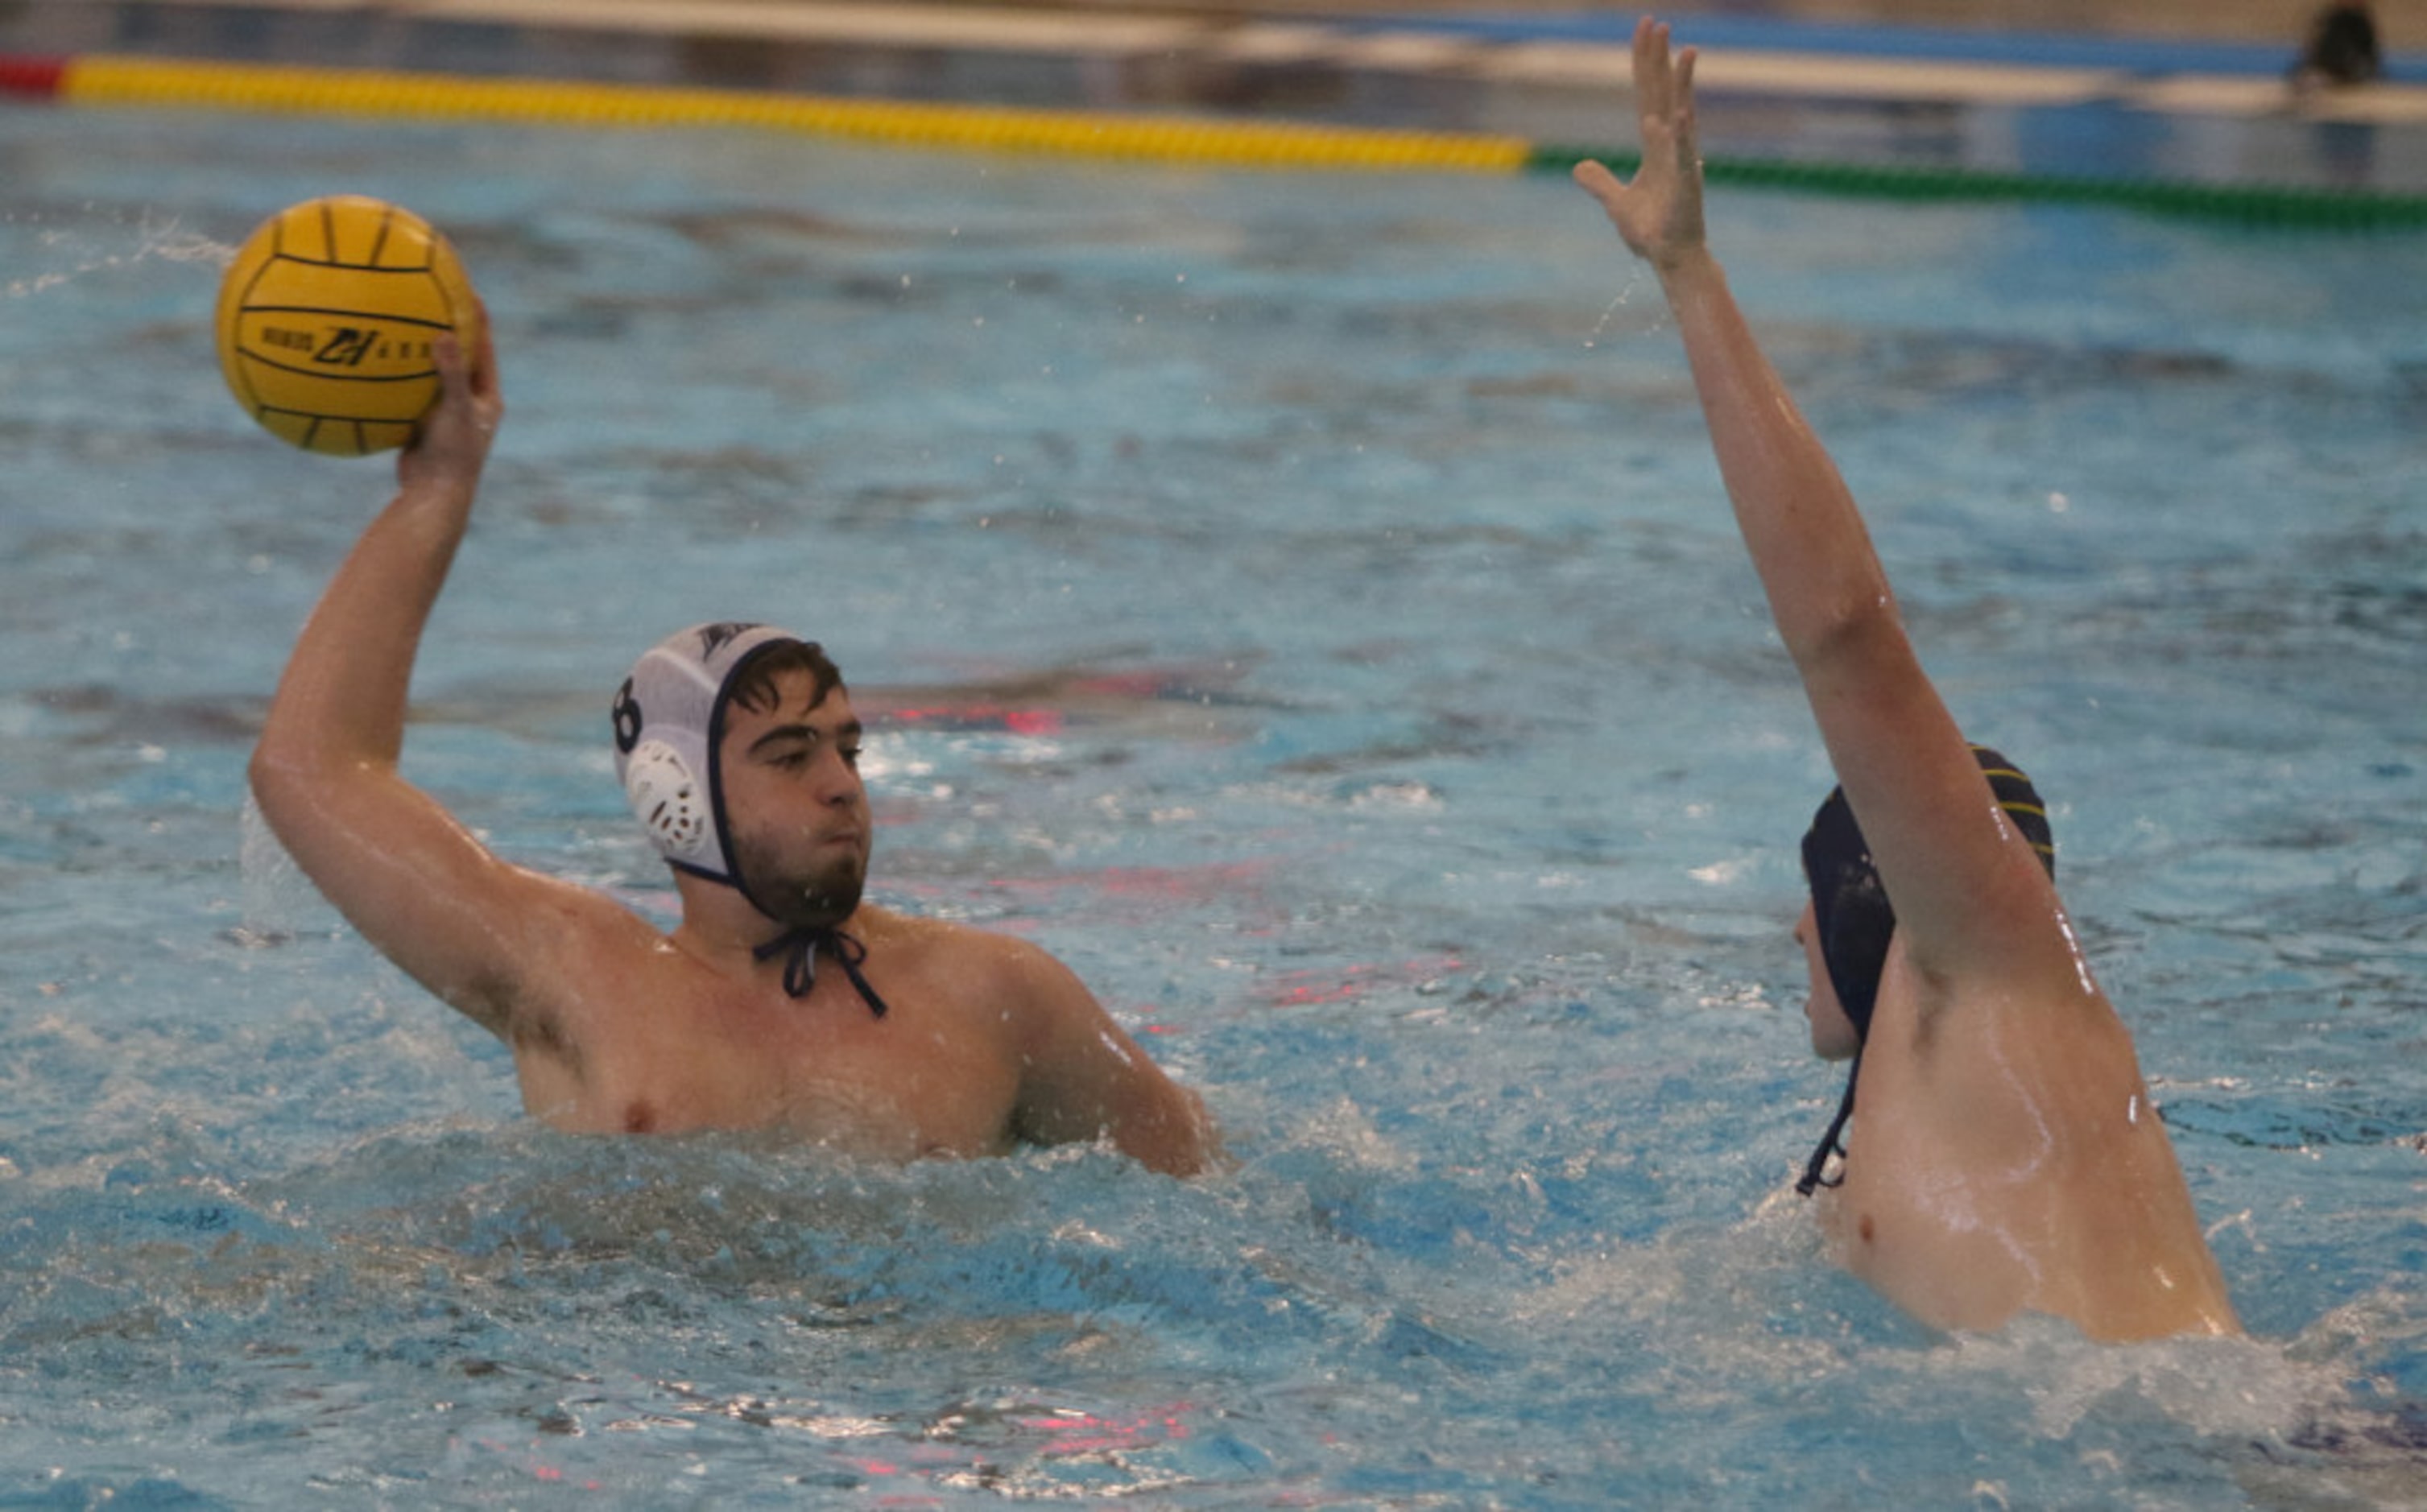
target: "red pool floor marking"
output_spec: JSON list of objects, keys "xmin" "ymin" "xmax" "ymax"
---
[
  {"xmin": 1262, "ymin": 952, "xmax": 1466, "ymax": 1006},
  {"xmin": 881, "ymin": 702, "xmax": 1066, "ymax": 735}
]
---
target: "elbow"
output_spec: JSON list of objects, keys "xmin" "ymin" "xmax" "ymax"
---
[
  {"xmin": 247, "ymin": 734, "xmax": 358, "ymax": 843},
  {"xmin": 247, "ymin": 742, "xmax": 313, "ymax": 850},
  {"xmin": 247, "ymin": 739, "xmax": 288, "ymax": 816},
  {"xmin": 246, "ymin": 740, "xmax": 283, "ymax": 802},
  {"xmin": 248, "ymin": 736, "xmax": 312, "ymax": 812},
  {"xmin": 1782, "ymin": 587, "xmax": 1905, "ymax": 681}
]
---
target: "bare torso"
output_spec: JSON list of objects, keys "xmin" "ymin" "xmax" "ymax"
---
[
  {"xmin": 1819, "ymin": 953, "xmax": 2239, "ymax": 1341},
  {"xmin": 242, "ymin": 322, "xmax": 1213, "ymax": 1178},
  {"xmin": 506, "ymin": 903, "xmax": 1036, "ymax": 1160}
]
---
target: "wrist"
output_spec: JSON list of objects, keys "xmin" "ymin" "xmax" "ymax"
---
[
  {"xmin": 1653, "ymin": 244, "xmax": 1722, "ymax": 290},
  {"xmin": 387, "ymin": 477, "xmax": 480, "ymax": 549},
  {"xmin": 396, "ymin": 465, "xmax": 481, "ymax": 510}
]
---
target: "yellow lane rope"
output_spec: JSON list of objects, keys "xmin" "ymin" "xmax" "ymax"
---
[{"xmin": 62, "ymin": 54, "xmax": 1537, "ymax": 173}]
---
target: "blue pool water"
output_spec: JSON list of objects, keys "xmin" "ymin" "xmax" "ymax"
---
[{"xmin": 5, "ymin": 99, "xmax": 2427, "ymax": 1506}]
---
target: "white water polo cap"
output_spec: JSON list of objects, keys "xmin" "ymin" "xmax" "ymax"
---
[{"xmin": 610, "ymin": 622, "xmax": 809, "ymax": 885}]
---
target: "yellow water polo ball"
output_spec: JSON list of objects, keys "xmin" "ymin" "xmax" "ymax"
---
[{"xmin": 214, "ymin": 194, "xmax": 482, "ymax": 456}]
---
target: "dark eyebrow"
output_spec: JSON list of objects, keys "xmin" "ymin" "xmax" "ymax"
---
[{"xmin": 746, "ymin": 719, "xmax": 864, "ymax": 758}]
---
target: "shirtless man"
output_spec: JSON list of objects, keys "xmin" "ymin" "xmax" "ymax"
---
[
  {"xmin": 248, "ymin": 320, "xmax": 1215, "ymax": 1175},
  {"xmin": 1574, "ymin": 19, "xmax": 2237, "ymax": 1340}
]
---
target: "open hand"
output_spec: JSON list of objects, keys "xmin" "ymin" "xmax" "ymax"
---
[{"xmin": 1572, "ymin": 17, "xmax": 1706, "ymax": 271}]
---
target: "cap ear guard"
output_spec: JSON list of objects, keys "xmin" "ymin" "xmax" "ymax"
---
[
  {"xmin": 623, "ymin": 738, "xmax": 713, "ymax": 862},
  {"xmin": 614, "ymin": 622, "xmax": 817, "ymax": 885}
]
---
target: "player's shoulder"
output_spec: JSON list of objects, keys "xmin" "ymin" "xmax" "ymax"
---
[{"xmin": 855, "ymin": 903, "xmax": 1066, "ymax": 983}]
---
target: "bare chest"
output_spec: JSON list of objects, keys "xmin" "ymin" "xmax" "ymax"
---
[
  {"xmin": 517, "ymin": 971, "xmax": 1024, "ymax": 1159},
  {"xmin": 1818, "ymin": 1022, "xmax": 2211, "ymax": 1336},
  {"xmin": 1821, "ymin": 1149, "xmax": 2046, "ymax": 1332}
]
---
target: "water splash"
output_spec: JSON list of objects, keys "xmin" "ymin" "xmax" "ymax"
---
[
  {"xmin": 237, "ymin": 792, "xmax": 330, "ymax": 944},
  {"xmin": 1581, "ymin": 266, "xmax": 1663, "ymax": 349},
  {"xmin": 3, "ymin": 205, "xmax": 234, "ymax": 299}
]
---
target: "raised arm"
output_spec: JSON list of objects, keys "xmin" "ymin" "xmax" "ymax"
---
[
  {"xmin": 249, "ymin": 322, "xmax": 604, "ymax": 1037},
  {"xmin": 1573, "ymin": 19, "xmax": 2066, "ymax": 981}
]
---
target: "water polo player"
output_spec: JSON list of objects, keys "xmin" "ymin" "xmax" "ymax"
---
[
  {"xmin": 1573, "ymin": 19, "xmax": 2237, "ymax": 1340},
  {"xmin": 249, "ymin": 320, "xmax": 1215, "ymax": 1175}
]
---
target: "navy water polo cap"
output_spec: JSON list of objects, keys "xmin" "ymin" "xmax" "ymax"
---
[
  {"xmin": 610, "ymin": 621, "xmax": 810, "ymax": 891},
  {"xmin": 1794, "ymin": 744, "xmax": 2055, "ymax": 1195}
]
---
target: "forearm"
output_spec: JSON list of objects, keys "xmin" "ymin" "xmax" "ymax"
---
[
  {"xmin": 1117, "ymin": 1081, "xmax": 1222, "ymax": 1179},
  {"xmin": 1573, "ymin": 25, "xmax": 1891, "ymax": 670},
  {"xmin": 1657, "ymin": 250, "xmax": 1899, "ymax": 671},
  {"xmin": 1011, "ymin": 944, "xmax": 1223, "ymax": 1178},
  {"xmin": 254, "ymin": 477, "xmax": 474, "ymax": 779}
]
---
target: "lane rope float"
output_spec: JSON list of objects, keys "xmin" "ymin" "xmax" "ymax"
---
[{"xmin": 6, "ymin": 51, "xmax": 2426, "ymax": 229}]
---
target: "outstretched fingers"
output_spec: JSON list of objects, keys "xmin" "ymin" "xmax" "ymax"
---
[
  {"xmin": 1635, "ymin": 19, "xmax": 1701, "ymax": 172},
  {"xmin": 1672, "ymin": 44, "xmax": 1701, "ymax": 167},
  {"xmin": 1572, "ymin": 157, "xmax": 1624, "ymax": 209},
  {"xmin": 1634, "ymin": 15, "xmax": 1675, "ymax": 130}
]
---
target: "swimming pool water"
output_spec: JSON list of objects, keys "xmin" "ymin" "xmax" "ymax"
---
[{"xmin": 4, "ymin": 101, "xmax": 2426, "ymax": 1506}]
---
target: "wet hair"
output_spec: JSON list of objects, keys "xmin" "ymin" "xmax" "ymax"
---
[
  {"xmin": 726, "ymin": 638, "xmax": 845, "ymax": 717},
  {"xmin": 1794, "ymin": 744, "xmax": 2056, "ymax": 1195}
]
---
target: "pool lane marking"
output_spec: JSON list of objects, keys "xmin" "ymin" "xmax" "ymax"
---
[
  {"xmin": 42, "ymin": 53, "xmax": 1536, "ymax": 171},
  {"xmin": 0, "ymin": 52, "xmax": 64, "ymax": 95},
  {"xmin": 1415, "ymin": 32, "xmax": 2131, "ymax": 106},
  {"xmin": 1352, "ymin": 10, "xmax": 2401, "ymax": 76},
  {"xmin": 1315, "ymin": 30, "xmax": 1492, "ymax": 73},
  {"xmin": 39, "ymin": 0, "xmax": 2427, "ymax": 124},
  {"xmin": 68, "ymin": 0, "xmax": 2421, "ymax": 118},
  {"xmin": 1456, "ymin": 36, "xmax": 2427, "ymax": 119},
  {"xmin": 11, "ymin": 50, "xmax": 2427, "ymax": 225},
  {"xmin": 1672, "ymin": 49, "xmax": 2126, "ymax": 107},
  {"xmin": 408, "ymin": 0, "xmax": 1212, "ymax": 56},
  {"xmin": 1205, "ymin": 24, "xmax": 1358, "ymax": 68},
  {"xmin": 2133, "ymin": 73, "xmax": 2427, "ymax": 123}
]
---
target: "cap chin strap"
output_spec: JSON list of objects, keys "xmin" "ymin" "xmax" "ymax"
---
[
  {"xmin": 1795, "ymin": 1053, "xmax": 1861, "ymax": 1196},
  {"xmin": 685, "ymin": 864, "xmax": 891, "ymax": 1018},
  {"xmin": 751, "ymin": 923, "xmax": 891, "ymax": 1017}
]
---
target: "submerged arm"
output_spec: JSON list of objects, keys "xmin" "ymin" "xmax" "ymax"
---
[{"xmin": 1006, "ymin": 940, "xmax": 1220, "ymax": 1177}]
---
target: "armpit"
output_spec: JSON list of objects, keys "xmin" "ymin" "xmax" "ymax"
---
[{"xmin": 503, "ymin": 994, "xmax": 583, "ymax": 1076}]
